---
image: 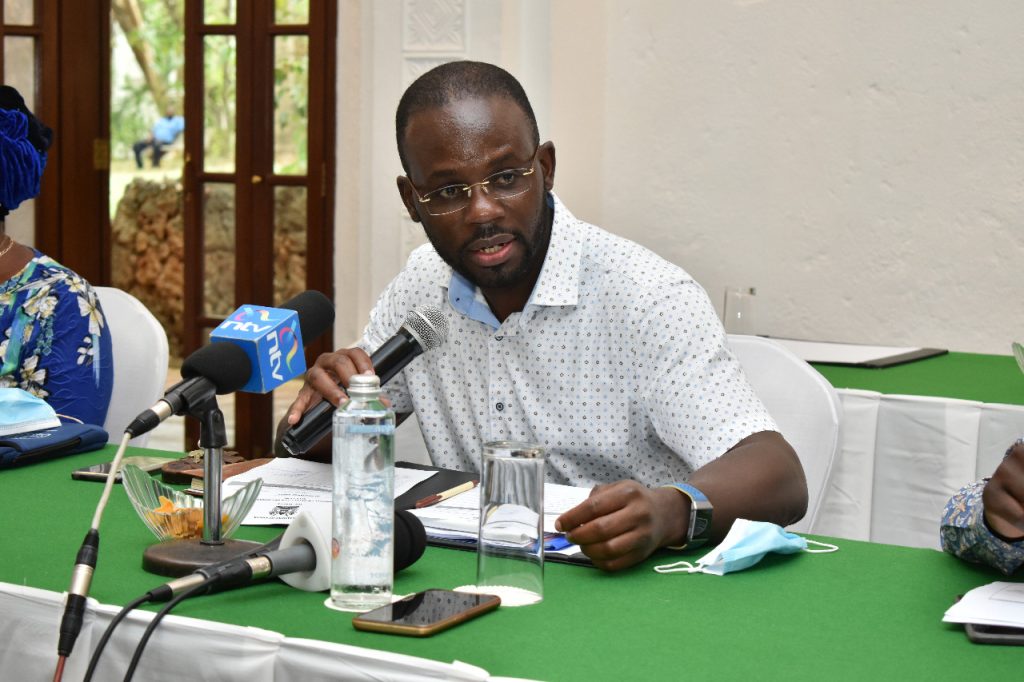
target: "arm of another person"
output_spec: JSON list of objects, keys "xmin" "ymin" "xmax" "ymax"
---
[
  {"xmin": 556, "ymin": 430, "xmax": 806, "ymax": 571},
  {"xmin": 940, "ymin": 440, "xmax": 1024, "ymax": 575}
]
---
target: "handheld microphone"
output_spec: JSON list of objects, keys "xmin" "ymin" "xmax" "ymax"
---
[
  {"xmin": 152, "ymin": 509, "xmax": 427, "ymax": 598},
  {"xmin": 280, "ymin": 305, "xmax": 449, "ymax": 456},
  {"xmin": 125, "ymin": 290, "xmax": 335, "ymax": 438}
]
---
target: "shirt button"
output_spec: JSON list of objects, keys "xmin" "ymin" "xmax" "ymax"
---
[{"xmin": 495, "ymin": 402, "xmax": 505, "ymax": 412}]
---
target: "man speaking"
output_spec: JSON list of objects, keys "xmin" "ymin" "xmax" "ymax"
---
[{"xmin": 278, "ymin": 61, "xmax": 808, "ymax": 571}]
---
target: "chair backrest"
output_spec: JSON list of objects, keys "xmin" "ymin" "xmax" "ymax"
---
[
  {"xmin": 727, "ymin": 334, "xmax": 841, "ymax": 533},
  {"xmin": 95, "ymin": 287, "xmax": 170, "ymax": 447}
]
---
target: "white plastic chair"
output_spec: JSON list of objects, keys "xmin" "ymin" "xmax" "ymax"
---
[
  {"xmin": 95, "ymin": 287, "xmax": 170, "ymax": 447},
  {"xmin": 727, "ymin": 334, "xmax": 842, "ymax": 534}
]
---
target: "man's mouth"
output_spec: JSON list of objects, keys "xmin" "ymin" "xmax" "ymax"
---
[{"xmin": 466, "ymin": 234, "xmax": 516, "ymax": 267}]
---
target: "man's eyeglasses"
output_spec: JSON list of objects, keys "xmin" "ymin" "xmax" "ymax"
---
[{"xmin": 410, "ymin": 149, "xmax": 538, "ymax": 216}]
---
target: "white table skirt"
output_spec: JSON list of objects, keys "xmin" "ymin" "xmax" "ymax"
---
[
  {"xmin": 0, "ymin": 583, "xmax": 498, "ymax": 682},
  {"xmin": 814, "ymin": 390, "xmax": 1024, "ymax": 550}
]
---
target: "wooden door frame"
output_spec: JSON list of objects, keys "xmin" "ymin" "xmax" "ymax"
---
[
  {"xmin": 2, "ymin": 0, "xmax": 110, "ymax": 285},
  {"xmin": 183, "ymin": 1, "xmax": 336, "ymax": 457}
]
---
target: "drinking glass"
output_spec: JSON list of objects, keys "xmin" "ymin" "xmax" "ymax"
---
[{"xmin": 473, "ymin": 441, "xmax": 545, "ymax": 606}]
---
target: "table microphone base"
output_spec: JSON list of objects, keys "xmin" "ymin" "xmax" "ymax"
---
[{"xmin": 142, "ymin": 538, "xmax": 263, "ymax": 577}]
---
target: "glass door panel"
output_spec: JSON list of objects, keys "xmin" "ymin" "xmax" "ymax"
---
[
  {"xmin": 3, "ymin": 0, "xmax": 32, "ymax": 24},
  {"xmin": 274, "ymin": 1, "xmax": 309, "ymax": 25},
  {"xmin": 273, "ymin": 35, "xmax": 308, "ymax": 175},
  {"xmin": 202, "ymin": 182, "xmax": 236, "ymax": 318},
  {"xmin": 203, "ymin": 1, "xmax": 236, "ymax": 25},
  {"xmin": 203, "ymin": 35, "xmax": 236, "ymax": 173},
  {"xmin": 273, "ymin": 185, "xmax": 307, "ymax": 306}
]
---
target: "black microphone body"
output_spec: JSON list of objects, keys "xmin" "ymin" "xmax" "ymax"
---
[
  {"xmin": 281, "ymin": 306, "xmax": 449, "ymax": 457},
  {"xmin": 281, "ymin": 328, "xmax": 424, "ymax": 456}
]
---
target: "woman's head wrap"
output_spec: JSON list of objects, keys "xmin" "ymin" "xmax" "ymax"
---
[{"xmin": 0, "ymin": 85, "xmax": 53, "ymax": 219}]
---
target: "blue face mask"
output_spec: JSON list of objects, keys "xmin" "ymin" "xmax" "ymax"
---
[
  {"xmin": 0, "ymin": 388, "xmax": 60, "ymax": 436},
  {"xmin": 654, "ymin": 518, "xmax": 838, "ymax": 576}
]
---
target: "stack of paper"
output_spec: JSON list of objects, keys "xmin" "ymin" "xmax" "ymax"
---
[{"xmin": 943, "ymin": 581, "xmax": 1024, "ymax": 628}]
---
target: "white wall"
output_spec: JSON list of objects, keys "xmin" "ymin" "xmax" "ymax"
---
[{"xmin": 338, "ymin": 0, "xmax": 1024, "ymax": 354}]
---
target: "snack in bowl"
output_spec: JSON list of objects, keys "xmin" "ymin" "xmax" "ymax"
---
[
  {"xmin": 144, "ymin": 495, "xmax": 228, "ymax": 540},
  {"xmin": 122, "ymin": 464, "xmax": 262, "ymax": 542}
]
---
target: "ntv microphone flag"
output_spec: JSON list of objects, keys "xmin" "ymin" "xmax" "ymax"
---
[{"xmin": 211, "ymin": 304, "xmax": 306, "ymax": 393}]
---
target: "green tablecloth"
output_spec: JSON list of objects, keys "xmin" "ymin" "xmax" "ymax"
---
[
  {"xmin": 813, "ymin": 351, "xmax": 1024, "ymax": 406},
  {"xmin": 2, "ymin": 445, "xmax": 1022, "ymax": 680}
]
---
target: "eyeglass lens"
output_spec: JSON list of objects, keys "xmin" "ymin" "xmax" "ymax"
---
[{"xmin": 421, "ymin": 167, "xmax": 535, "ymax": 216}]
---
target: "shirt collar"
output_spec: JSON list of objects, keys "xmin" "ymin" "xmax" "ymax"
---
[{"xmin": 441, "ymin": 192, "xmax": 583, "ymax": 329}]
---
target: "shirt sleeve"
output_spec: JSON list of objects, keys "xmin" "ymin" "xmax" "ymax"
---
[
  {"xmin": 638, "ymin": 280, "xmax": 777, "ymax": 471},
  {"xmin": 940, "ymin": 480, "xmax": 1024, "ymax": 575},
  {"xmin": 357, "ymin": 273, "xmax": 414, "ymax": 414}
]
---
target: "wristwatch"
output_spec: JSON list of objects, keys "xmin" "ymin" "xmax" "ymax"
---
[{"xmin": 661, "ymin": 483, "xmax": 713, "ymax": 550}]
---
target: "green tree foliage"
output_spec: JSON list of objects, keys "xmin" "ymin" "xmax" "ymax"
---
[{"xmin": 111, "ymin": 0, "xmax": 184, "ymax": 161}]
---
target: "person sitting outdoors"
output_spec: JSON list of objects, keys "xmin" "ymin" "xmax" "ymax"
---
[
  {"xmin": 132, "ymin": 106, "xmax": 185, "ymax": 169},
  {"xmin": 941, "ymin": 439, "xmax": 1024, "ymax": 575},
  {"xmin": 0, "ymin": 85, "xmax": 113, "ymax": 426},
  {"xmin": 278, "ymin": 61, "xmax": 808, "ymax": 572}
]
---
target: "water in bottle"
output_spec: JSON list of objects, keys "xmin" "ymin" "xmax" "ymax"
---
[{"xmin": 331, "ymin": 373, "xmax": 395, "ymax": 611}]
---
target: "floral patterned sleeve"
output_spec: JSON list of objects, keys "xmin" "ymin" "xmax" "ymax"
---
[
  {"xmin": 940, "ymin": 479, "xmax": 1024, "ymax": 576},
  {"xmin": 1, "ymin": 253, "xmax": 113, "ymax": 426}
]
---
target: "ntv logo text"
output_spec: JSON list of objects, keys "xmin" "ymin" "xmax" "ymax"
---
[
  {"xmin": 265, "ymin": 329, "xmax": 286, "ymax": 380},
  {"xmin": 220, "ymin": 319, "xmax": 274, "ymax": 334}
]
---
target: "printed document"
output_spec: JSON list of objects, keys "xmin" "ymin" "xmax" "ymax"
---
[{"xmin": 224, "ymin": 458, "xmax": 435, "ymax": 525}]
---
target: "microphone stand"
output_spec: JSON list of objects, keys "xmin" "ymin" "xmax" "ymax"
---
[{"xmin": 142, "ymin": 395, "xmax": 261, "ymax": 577}]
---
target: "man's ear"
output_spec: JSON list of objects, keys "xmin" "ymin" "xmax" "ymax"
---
[
  {"xmin": 396, "ymin": 176, "xmax": 422, "ymax": 223},
  {"xmin": 538, "ymin": 141, "xmax": 556, "ymax": 192}
]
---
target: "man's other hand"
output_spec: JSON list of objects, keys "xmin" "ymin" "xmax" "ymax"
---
[{"xmin": 554, "ymin": 481, "xmax": 688, "ymax": 572}]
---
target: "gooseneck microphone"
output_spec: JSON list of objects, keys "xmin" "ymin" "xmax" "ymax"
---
[
  {"xmin": 280, "ymin": 305, "xmax": 449, "ymax": 456},
  {"xmin": 125, "ymin": 290, "xmax": 335, "ymax": 438},
  {"xmin": 55, "ymin": 292, "xmax": 335, "ymax": 681}
]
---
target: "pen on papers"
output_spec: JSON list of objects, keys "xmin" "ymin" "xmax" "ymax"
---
[{"xmin": 414, "ymin": 480, "xmax": 479, "ymax": 508}]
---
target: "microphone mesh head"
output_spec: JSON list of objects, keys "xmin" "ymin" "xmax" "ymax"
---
[{"xmin": 404, "ymin": 305, "xmax": 449, "ymax": 351}]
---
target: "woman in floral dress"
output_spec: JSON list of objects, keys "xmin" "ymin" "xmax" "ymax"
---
[{"xmin": 0, "ymin": 85, "xmax": 112, "ymax": 425}]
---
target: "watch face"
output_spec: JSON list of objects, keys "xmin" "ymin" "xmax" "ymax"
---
[{"xmin": 693, "ymin": 514, "xmax": 710, "ymax": 538}]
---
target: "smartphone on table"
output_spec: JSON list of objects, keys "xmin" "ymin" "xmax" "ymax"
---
[
  {"xmin": 964, "ymin": 622, "xmax": 1024, "ymax": 646},
  {"xmin": 352, "ymin": 589, "xmax": 500, "ymax": 637},
  {"xmin": 70, "ymin": 455, "xmax": 174, "ymax": 482}
]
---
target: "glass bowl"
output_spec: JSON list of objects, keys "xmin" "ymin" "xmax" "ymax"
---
[{"xmin": 121, "ymin": 464, "xmax": 263, "ymax": 541}]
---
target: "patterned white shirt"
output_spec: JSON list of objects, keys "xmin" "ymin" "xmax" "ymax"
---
[{"xmin": 360, "ymin": 194, "xmax": 777, "ymax": 487}]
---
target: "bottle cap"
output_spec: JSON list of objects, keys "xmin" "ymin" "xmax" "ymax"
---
[{"xmin": 347, "ymin": 373, "xmax": 381, "ymax": 398}]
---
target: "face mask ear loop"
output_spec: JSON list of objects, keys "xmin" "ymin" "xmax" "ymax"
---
[
  {"xmin": 654, "ymin": 560, "xmax": 701, "ymax": 574},
  {"xmin": 803, "ymin": 539, "xmax": 839, "ymax": 553}
]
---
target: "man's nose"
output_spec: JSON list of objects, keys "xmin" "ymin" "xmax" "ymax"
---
[{"xmin": 463, "ymin": 184, "xmax": 504, "ymax": 224}]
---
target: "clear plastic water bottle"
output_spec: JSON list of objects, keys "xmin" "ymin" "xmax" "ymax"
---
[{"xmin": 330, "ymin": 373, "xmax": 395, "ymax": 611}]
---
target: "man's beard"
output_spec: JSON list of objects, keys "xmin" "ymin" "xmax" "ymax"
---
[{"xmin": 427, "ymin": 203, "xmax": 552, "ymax": 291}]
